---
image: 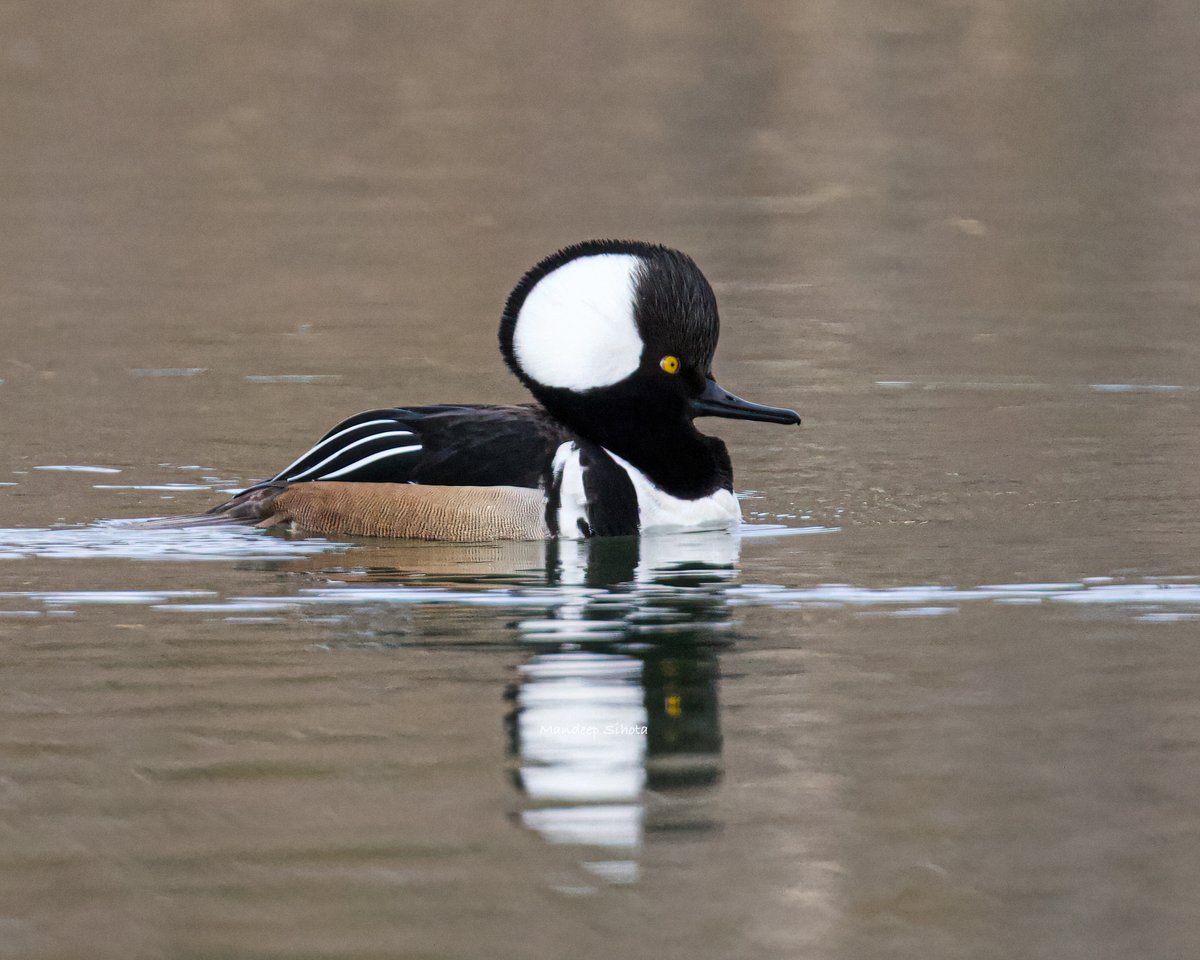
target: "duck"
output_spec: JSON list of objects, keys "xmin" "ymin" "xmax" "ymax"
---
[{"xmin": 159, "ymin": 240, "xmax": 800, "ymax": 541}]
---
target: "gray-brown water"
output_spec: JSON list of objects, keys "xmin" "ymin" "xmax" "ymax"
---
[{"xmin": 3, "ymin": 3, "xmax": 1200, "ymax": 958}]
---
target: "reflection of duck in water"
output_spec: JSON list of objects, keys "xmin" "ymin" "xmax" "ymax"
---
[
  {"xmin": 236, "ymin": 522, "xmax": 754, "ymax": 888},
  {"xmin": 504, "ymin": 533, "xmax": 737, "ymax": 886},
  {"xmin": 152, "ymin": 241, "xmax": 798, "ymax": 540}
]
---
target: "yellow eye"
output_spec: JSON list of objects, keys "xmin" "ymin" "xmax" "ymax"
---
[{"xmin": 659, "ymin": 355, "xmax": 680, "ymax": 375}]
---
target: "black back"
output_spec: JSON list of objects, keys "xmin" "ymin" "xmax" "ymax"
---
[{"xmin": 257, "ymin": 404, "xmax": 570, "ymax": 489}]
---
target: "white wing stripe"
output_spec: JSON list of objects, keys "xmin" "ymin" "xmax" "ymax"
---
[
  {"xmin": 288, "ymin": 430, "xmax": 416, "ymax": 481},
  {"xmin": 274, "ymin": 419, "xmax": 402, "ymax": 479},
  {"xmin": 316, "ymin": 445, "xmax": 423, "ymax": 480}
]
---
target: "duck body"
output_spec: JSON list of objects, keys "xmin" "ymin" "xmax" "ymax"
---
[
  {"xmin": 210, "ymin": 400, "xmax": 740, "ymax": 539},
  {"xmin": 177, "ymin": 240, "xmax": 799, "ymax": 541}
]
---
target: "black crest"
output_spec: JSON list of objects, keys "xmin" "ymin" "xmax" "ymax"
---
[{"xmin": 498, "ymin": 239, "xmax": 719, "ymax": 396}]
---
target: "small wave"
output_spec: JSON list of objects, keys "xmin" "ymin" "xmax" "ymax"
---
[{"xmin": 0, "ymin": 523, "xmax": 348, "ymax": 562}]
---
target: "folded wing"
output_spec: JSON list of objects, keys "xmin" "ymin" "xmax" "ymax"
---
[{"xmin": 262, "ymin": 404, "xmax": 565, "ymax": 488}]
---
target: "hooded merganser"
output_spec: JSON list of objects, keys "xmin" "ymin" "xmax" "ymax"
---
[{"xmin": 166, "ymin": 240, "xmax": 800, "ymax": 540}]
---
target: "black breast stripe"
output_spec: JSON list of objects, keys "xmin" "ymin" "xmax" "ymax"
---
[
  {"xmin": 543, "ymin": 456, "xmax": 562, "ymax": 538},
  {"xmin": 579, "ymin": 443, "xmax": 640, "ymax": 537}
]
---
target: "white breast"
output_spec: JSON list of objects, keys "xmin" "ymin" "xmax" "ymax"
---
[
  {"xmin": 552, "ymin": 442, "xmax": 742, "ymax": 539},
  {"xmin": 607, "ymin": 450, "xmax": 742, "ymax": 535}
]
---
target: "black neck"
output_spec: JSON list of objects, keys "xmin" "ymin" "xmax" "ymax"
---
[{"xmin": 537, "ymin": 391, "xmax": 732, "ymax": 500}]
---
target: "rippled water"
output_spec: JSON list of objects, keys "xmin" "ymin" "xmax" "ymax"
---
[{"xmin": 3, "ymin": 3, "xmax": 1200, "ymax": 959}]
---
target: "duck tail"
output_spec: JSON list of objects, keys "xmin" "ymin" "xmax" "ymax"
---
[{"xmin": 134, "ymin": 483, "xmax": 288, "ymax": 529}]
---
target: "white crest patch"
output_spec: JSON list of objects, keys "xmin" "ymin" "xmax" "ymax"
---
[{"xmin": 513, "ymin": 254, "xmax": 644, "ymax": 391}]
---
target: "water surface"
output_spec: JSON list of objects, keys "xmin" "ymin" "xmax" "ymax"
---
[{"xmin": 2, "ymin": 3, "xmax": 1199, "ymax": 958}]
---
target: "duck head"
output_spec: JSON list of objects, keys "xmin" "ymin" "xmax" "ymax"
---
[
  {"xmin": 500, "ymin": 239, "xmax": 799, "ymax": 420},
  {"xmin": 499, "ymin": 240, "xmax": 799, "ymax": 494}
]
